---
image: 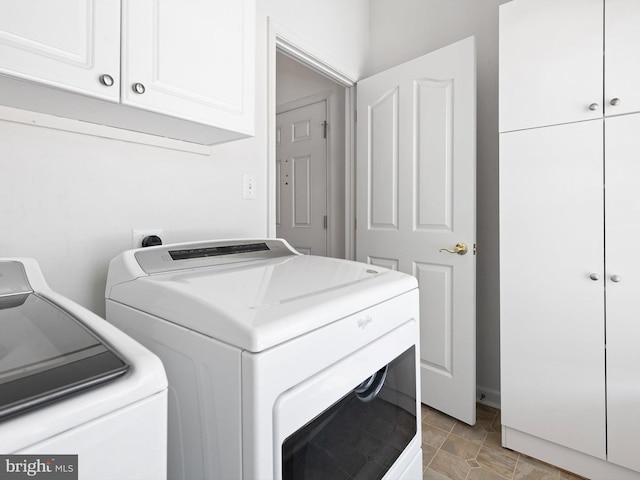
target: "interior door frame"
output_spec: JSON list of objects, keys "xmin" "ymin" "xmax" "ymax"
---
[{"xmin": 267, "ymin": 17, "xmax": 357, "ymax": 259}]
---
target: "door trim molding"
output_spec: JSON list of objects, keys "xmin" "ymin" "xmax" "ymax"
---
[{"xmin": 267, "ymin": 17, "xmax": 357, "ymax": 259}]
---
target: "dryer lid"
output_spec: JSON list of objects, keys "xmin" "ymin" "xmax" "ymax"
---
[
  {"xmin": 107, "ymin": 241, "xmax": 418, "ymax": 352},
  {"xmin": 0, "ymin": 261, "xmax": 129, "ymax": 420}
]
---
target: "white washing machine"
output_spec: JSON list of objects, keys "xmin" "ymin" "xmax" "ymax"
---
[
  {"xmin": 0, "ymin": 259, "xmax": 168, "ymax": 480},
  {"xmin": 105, "ymin": 238, "xmax": 422, "ymax": 480}
]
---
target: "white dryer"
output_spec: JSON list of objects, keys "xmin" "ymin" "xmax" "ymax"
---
[
  {"xmin": 105, "ymin": 239, "xmax": 422, "ymax": 480},
  {"xmin": 0, "ymin": 259, "xmax": 168, "ymax": 480}
]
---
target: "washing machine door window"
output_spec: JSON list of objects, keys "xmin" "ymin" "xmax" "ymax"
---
[
  {"xmin": 281, "ymin": 347, "xmax": 417, "ymax": 480},
  {"xmin": 0, "ymin": 293, "xmax": 129, "ymax": 420}
]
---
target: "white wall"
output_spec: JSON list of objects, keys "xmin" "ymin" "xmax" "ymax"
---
[
  {"xmin": 0, "ymin": 0, "xmax": 369, "ymax": 317},
  {"xmin": 276, "ymin": 52, "xmax": 346, "ymax": 258},
  {"xmin": 262, "ymin": 0, "xmax": 369, "ymax": 80},
  {"xmin": 368, "ymin": 0, "xmax": 509, "ymax": 405}
]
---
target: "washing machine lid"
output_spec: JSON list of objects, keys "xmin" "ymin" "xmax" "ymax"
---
[
  {"xmin": 107, "ymin": 239, "xmax": 418, "ymax": 352},
  {"xmin": 0, "ymin": 261, "xmax": 129, "ymax": 420}
]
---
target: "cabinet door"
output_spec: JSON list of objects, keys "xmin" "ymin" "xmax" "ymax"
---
[
  {"xmin": 121, "ymin": 0, "xmax": 255, "ymax": 134},
  {"xmin": 0, "ymin": 0, "xmax": 120, "ymax": 102},
  {"xmin": 604, "ymin": 0, "xmax": 640, "ymax": 117},
  {"xmin": 500, "ymin": 120, "xmax": 606, "ymax": 458},
  {"xmin": 499, "ymin": 0, "xmax": 603, "ymax": 132},
  {"xmin": 605, "ymin": 113, "xmax": 640, "ymax": 472}
]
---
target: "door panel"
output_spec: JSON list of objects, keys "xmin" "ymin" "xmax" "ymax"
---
[
  {"xmin": 293, "ymin": 156, "xmax": 311, "ymax": 226},
  {"xmin": 369, "ymin": 88, "xmax": 399, "ymax": 229},
  {"xmin": 500, "ymin": 120, "xmax": 606, "ymax": 458},
  {"xmin": 122, "ymin": 0, "xmax": 254, "ymax": 132},
  {"xmin": 605, "ymin": 113, "xmax": 640, "ymax": 471},
  {"xmin": 415, "ymin": 263, "xmax": 452, "ymax": 375},
  {"xmin": 276, "ymin": 100, "xmax": 328, "ymax": 255},
  {"xmin": 605, "ymin": 0, "xmax": 640, "ymax": 117},
  {"xmin": 499, "ymin": 0, "xmax": 603, "ymax": 132},
  {"xmin": 0, "ymin": 0, "xmax": 120, "ymax": 101},
  {"xmin": 416, "ymin": 78, "xmax": 453, "ymax": 231},
  {"xmin": 357, "ymin": 37, "xmax": 477, "ymax": 424}
]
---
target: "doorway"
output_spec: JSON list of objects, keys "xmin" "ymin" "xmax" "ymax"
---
[
  {"xmin": 275, "ymin": 51, "xmax": 347, "ymax": 258},
  {"xmin": 276, "ymin": 99, "xmax": 328, "ymax": 255}
]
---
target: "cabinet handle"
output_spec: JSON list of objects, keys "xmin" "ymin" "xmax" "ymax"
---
[
  {"xmin": 589, "ymin": 273, "xmax": 600, "ymax": 281},
  {"xmin": 610, "ymin": 98, "xmax": 621, "ymax": 106},
  {"xmin": 611, "ymin": 274, "xmax": 622, "ymax": 283},
  {"xmin": 132, "ymin": 83, "xmax": 146, "ymax": 94},
  {"xmin": 588, "ymin": 103, "xmax": 599, "ymax": 111},
  {"xmin": 99, "ymin": 74, "xmax": 114, "ymax": 87}
]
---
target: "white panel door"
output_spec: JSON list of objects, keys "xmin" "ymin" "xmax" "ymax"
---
[
  {"xmin": 499, "ymin": 0, "xmax": 603, "ymax": 132},
  {"xmin": 605, "ymin": 113, "xmax": 640, "ymax": 472},
  {"xmin": 605, "ymin": 0, "xmax": 640, "ymax": 117},
  {"xmin": 500, "ymin": 120, "xmax": 606, "ymax": 458},
  {"xmin": 0, "ymin": 0, "xmax": 120, "ymax": 101},
  {"xmin": 122, "ymin": 0, "xmax": 254, "ymax": 133},
  {"xmin": 356, "ymin": 37, "xmax": 476, "ymax": 424},
  {"xmin": 276, "ymin": 101, "xmax": 327, "ymax": 255}
]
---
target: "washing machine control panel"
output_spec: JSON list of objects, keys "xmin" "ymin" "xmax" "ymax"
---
[
  {"xmin": 134, "ymin": 238, "xmax": 299, "ymax": 274},
  {"xmin": 0, "ymin": 261, "xmax": 31, "ymax": 296}
]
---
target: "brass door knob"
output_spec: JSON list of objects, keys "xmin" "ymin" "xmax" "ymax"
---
[{"xmin": 439, "ymin": 242, "xmax": 468, "ymax": 255}]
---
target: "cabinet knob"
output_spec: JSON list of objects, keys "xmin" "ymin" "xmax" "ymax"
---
[
  {"xmin": 589, "ymin": 273, "xmax": 600, "ymax": 281},
  {"xmin": 132, "ymin": 83, "xmax": 146, "ymax": 95},
  {"xmin": 588, "ymin": 103, "xmax": 599, "ymax": 111},
  {"xmin": 610, "ymin": 98, "xmax": 621, "ymax": 106},
  {"xmin": 99, "ymin": 74, "xmax": 114, "ymax": 87},
  {"xmin": 611, "ymin": 274, "xmax": 622, "ymax": 283}
]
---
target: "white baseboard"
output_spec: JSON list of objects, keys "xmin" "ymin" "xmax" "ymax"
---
[
  {"xmin": 477, "ymin": 385, "xmax": 501, "ymax": 410},
  {"xmin": 503, "ymin": 426, "xmax": 640, "ymax": 480}
]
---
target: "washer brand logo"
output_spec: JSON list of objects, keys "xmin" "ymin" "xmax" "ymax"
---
[
  {"xmin": 0, "ymin": 456, "xmax": 77, "ymax": 480},
  {"xmin": 357, "ymin": 316, "xmax": 373, "ymax": 329}
]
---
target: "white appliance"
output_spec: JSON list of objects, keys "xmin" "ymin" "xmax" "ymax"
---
[
  {"xmin": 105, "ymin": 238, "xmax": 422, "ymax": 480},
  {"xmin": 0, "ymin": 258, "xmax": 168, "ymax": 480}
]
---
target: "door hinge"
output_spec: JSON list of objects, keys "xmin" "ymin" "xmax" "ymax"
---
[
  {"xmin": 474, "ymin": 243, "xmax": 477, "ymax": 255},
  {"xmin": 324, "ymin": 215, "xmax": 328, "ymax": 229},
  {"xmin": 322, "ymin": 121, "xmax": 328, "ymax": 139}
]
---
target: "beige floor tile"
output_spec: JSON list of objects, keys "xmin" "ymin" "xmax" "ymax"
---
[
  {"xmin": 467, "ymin": 467, "xmax": 512, "ymax": 480},
  {"xmin": 423, "ymin": 444, "xmax": 438, "ymax": 468},
  {"xmin": 419, "ymin": 404, "xmax": 586, "ymax": 480},
  {"xmin": 429, "ymin": 450, "xmax": 471, "ymax": 480},
  {"xmin": 559, "ymin": 469, "xmax": 588, "ymax": 480},
  {"xmin": 423, "ymin": 423, "xmax": 450, "ymax": 449},
  {"xmin": 514, "ymin": 455, "xmax": 559, "ymax": 480},
  {"xmin": 422, "ymin": 403, "xmax": 432, "ymax": 419},
  {"xmin": 476, "ymin": 447, "xmax": 518, "ymax": 479},
  {"xmin": 477, "ymin": 404, "xmax": 498, "ymax": 422},
  {"xmin": 423, "ymin": 468, "xmax": 452, "ymax": 480},
  {"xmin": 492, "ymin": 411, "xmax": 502, "ymax": 431},
  {"xmin": 519, "ymin": 455, "xmax": 561, "ymax": 474},
  {"xmin": 440, "ymin": 433, "xmax": 482, "ymax": 460},
  {"xmin": 482, "ymin": 431, "xmax": 519, "ymax": 460},
  {"xmin": 423, "ymin": 409, "xmax": 457, "ymax": 432},
  {"xmin": 451, "ymin": 421, "xmax": 490, "ymax": 444}
]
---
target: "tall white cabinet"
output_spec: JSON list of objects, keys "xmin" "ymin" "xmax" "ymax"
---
[{"xmin": 500, "ymin": 1, "xmax": 640, "ymax": 478}]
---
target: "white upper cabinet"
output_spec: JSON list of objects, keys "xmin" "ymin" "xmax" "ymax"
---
[
  {"xmin": 604, "ymin": 0, "xmax": 640, "ymax": 117},
  {"xmin": 500, "ymin": 0, "xmax": 640, "ymax": 133},
  {"xmin": 0, "ymin": 0, "xmax": 121, "ymax": 102},
  {"xmin": 121, "ymin": 0, "xmax": 254, "ymax": 135},
  {"xmin": 0, "ymin": 0, "xmax": 255, "ymax": 145},
  {"xmin": 499, "ymin": 0, "xmax": 603, "ymax": 132}
]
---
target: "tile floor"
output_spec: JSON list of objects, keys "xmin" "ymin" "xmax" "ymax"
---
[{"xmin": 421, "ymin": 403, "xmax": 587, "ymax": 480}]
